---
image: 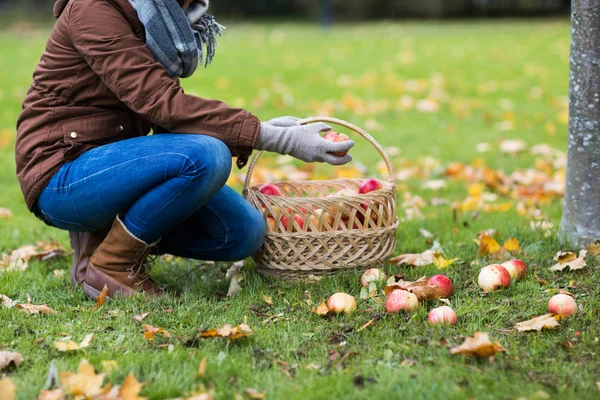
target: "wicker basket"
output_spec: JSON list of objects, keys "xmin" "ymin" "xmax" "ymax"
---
[{"xmin": 243, "ymin": 117, "xmax": 399, "ymax": 279}]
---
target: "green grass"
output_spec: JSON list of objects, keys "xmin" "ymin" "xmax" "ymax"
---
[{"xmin": 2, "ymin": 20, "xmax": 599, "ymax": 400}]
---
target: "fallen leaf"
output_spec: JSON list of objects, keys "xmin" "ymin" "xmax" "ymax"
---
[
  {"xmin": 587, "ymin": 242, "xmax": 600, "ymax": 257},
  {"xmin": 38, "ymin": 388, "xmax": 64, "ymax": 400},
  {"xmin": 433, "ymin": 255, "xmax": 459, "ymax": 269},
  {"xmin": 244, "ymin": 388, "xmax": 267, "ymax": 399},
  {"xmin": 550, "ymin": 250, "xmax": 587, "ymax": 271},
  {"xmin": 119, "ymin": 373, "xmax": 145, "ymax": 400},
  {"xmin": 94, "ymin": 285, "xmax": 108, "ymax": 310},
  {"xmin": 0, "ymin": 208, "xmax": 12, "ymax": 218},
  {"xmin": 356, "ymin": 318, "xmax": 376, "ymax": 332},
  {"xmin": 476, "ymin": 234, "xmax": 501, "ymax": 256},
  {"xmin": 59, "ymin": 359, "xmax": 105, "ymax": 398},
  {"xmin": 515, "ymin": 314, "xmax": 560, "ymax": 332},
  {"xmin": 390, "ymin": 249, "xmax": 440, "ymax": 267},
  {"xmin": 199, "ymin": 324, "xmax": 253, "ymax": 341},
  {"xmin": 499, "ymin": 139, "xmax": 527, "ymax": 154},
  {"xmin": 101, "ymin": 360, "xmax": 119, "ymax": 374},
  {"xmin": 0, "ymin": 377, "xmax": 16, "ymax": 400},
  {"xmin": 1, "ymin": 294, "xmax": 16, "ymax": 308},
  {"xmin": 305, "ymin": 363, "xmax": 321, "ymax": 370},
  {"xmin": 198, "ymin": 357, "xmax": 208, "ymax": 378},
  {"xmin": 311, "ymin": 301, "xmax": 329, "ymax": 316},
  {"xmin": 132, "ymin": 312, "xmax": 151, "ymax": 323},
  {"xmin": 503, "ymin": 238, "xmax": 521, "ymax": 254},
  {"xmin": 227, "ymin": 275, "xmax": 242, "ymax": 297},
  {"xmin": 263, "ymin": 295, "xmax": 273, "ymax": 306},
  {"xmin": 54, "ymin": 333, "xmax": 94, "ymax": 352},
  {"xmin": 143, "ymin": 324, "xmax": 171, "ymax": 341},
  {"xmin": 384, "ymin": 276, "xmax": 441, "ymax": 301},
  {"xmin": 17, "ymin": 304, "xmax": 57, "ymax": 315},
  {"xmin": 419, "ymin": 228, "xmax": 434, "ymax": 238},
  {"xmin": 0, "ymin": 352, "xmax": 23, "ymax": 370},
  {"xmin": 422, "ymin": 180, "xmax": 447, "ymax": 190},
  {"xmin": 450, "ymin": 332, "xmax": 504, "ymax": 358}
]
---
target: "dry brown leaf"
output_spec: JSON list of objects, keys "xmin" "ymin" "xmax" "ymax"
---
[
  {"xmin": 197, "ymin": 357, "xmax": 208, "ymax": 378},
  {"xmin": 1, "ymin": 294, "xmax": 16, "ymax": 308},
  {"xmin": 132, "ymin": 312, "xmax": 151, "ymax": 323},
  {"xmin": 38, "ymin": 388, "xmax": 64, "ymax": 400},
  {"xmin": 244, "ymin": 388, "xmax": 267, "ymax": 399},
  {"xmin": 0, "ymin": 377, "xmax": 16, "ymax": 400},
  {"xmin": 384, "ymin": 276, "xmax": 441, "ymax": 301},
  {"xmin": 515, "ymin": 314, "xmax": 560, "ymax": 332},
  {"xmin": 59, "ymin": 359, "xmax": 105, "ymax": 398},
  {"xmin": 199, "ymin": 324, "xmax": 253, "ymax": 341},
  {"xmin": 450, "ymin": 332, "xmax": 504, "ymax": 358},
  {"xmin": 54, "ymin": 333, "xmax": 94, "ymax": 352},
  {"xmin": 262, "ymin": 295, "xmax": 273, "ymax": 306},
  {"xmin": 311, "ymin": 301, "xmax": 329, "ymax": 316},
  {"xmin": 143, "ymin": 324, "xmax": 171, "ymax": 341},
  {"xmin": 119, "ymin": 373, "xmax": 145, "ymax": 400},
  {"xmin": 0, "ymin": 352, "xmax": 23, "ymax": 370},
  {"xmin": 0, "ymin": 208, "xmax": 12, "ymax": 218},
  {"xmin": 550, "ymin": 250, "xmax": 587, "ymax": 271},
  {"xmin": 94, "ymin": 285, "xmax": 109, "ymax": 310},
  {"xmin": 390, "ymin": 249, "xmax": 440, "ymax": 267},
  {"xmin": 17, "ymin": 303, "xmax": 57, "ymax": 315},
  {"xmin": 587, "ymin": 242, "xmax": 600, "ymax": 257}
]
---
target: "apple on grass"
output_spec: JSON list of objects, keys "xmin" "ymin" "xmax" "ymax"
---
[
  {"xmin": 427, "ymin": 275, "xmax": 454, "ymax": 297},
  {"xmin": 501, "ymin": 259, "xmax": 527, "ymax": 280},
  {"xmin": 548, "ymin": 294, "xmax": 577, "ymax": 317},
  {"xmin": 360, "ymin": 268, "xmax": 386, "ymax": 287},
  {"xmin": 385, "ymin": 290, "xmax": 418, "ymax": 313},
  {"xmin": 478, "ymin": 264, "xmax": 511, "ymax": 292},
  {"xmin": 323, "ymin": 131, "xmax": 351, "ymax": 157},
  {"xmin": 327, "ymin": 293, "xmax": 357, "ymax": 314},
  {"xmin": 428, "ymin": 306, "xmax": 457, "ymax": 326}
]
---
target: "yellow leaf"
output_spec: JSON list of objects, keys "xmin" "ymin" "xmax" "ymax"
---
[
  {"xmin": 119, "ymin": 373, "xmax": 146, "ymax": 400},
  {"xmin": 54, "ymin": 334, "xmax": 94, "ymax": 352},
  {"xmin": 433, "ymin": 255, "xmax": 459, "ymax": 269},
  {"xmin": 262, "ymin": 295, "xmax": 273, "ymax": 306},
  {"xmin": 143, "ymin": 325, "xmax": 170, "ymax": 341},
  {"xmin": 587, "ymin": 242, "xmax": 600, "ymax": 257},
  {"xmin": 311, "ymin": 301, "xmax": 329, "ymax": 316},
  {"xmin": 503, "ymin": 238, "xmax": 521, "ymax": 254},
  {"xmin": 101, "ymin": 360, "xmax": 119, "ymax": 374},
  {"xmin": 450, "ymin": 332, "xmax": 504, "ymax": 358},
  {"xmin": 515, "ymin": 314, "xmax": 560, "ymax": 332},
  {"xmin": 476, "ymin": 234, "xmax": 501, "ymax": 256},
  {"xmin": 197, "ymin": 357, "xmax": 208, "ymax": 378},
  {"xmin": 59, "ymin": 359, "xmax": 105, "ymax": 398},
  {"xmin": 94, "ymin": 284, "xmax": 108, "ymax": 310},
  {"xmin": 0, "ymin": 377, "xmax": 16, "ymax": 400},
  {"xmin": 199, "ymin": 324, "xmax": 253, "ymax": 341},
  {"xmin": 550, "ymin": 250, "xmax": 587, "ymax": 271}
]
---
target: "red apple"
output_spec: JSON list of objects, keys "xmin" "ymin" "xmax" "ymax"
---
[
  {"xmin": 548, "ymin": 294, "xmax": 577, "ymax": 317},
  {"xmin": 427, "ymin": 306, "xmax": 457, "ymax": 326},
  {"xmin": 385, "ymin": 290, "xmax": 419, "ymax": 313},
  {"xmin": 360, "ymin": 268, "xmax": 387, "ymax": 287},
  {"xmin": 427, "ymin": 275, "xmax": 454, "ymax": 297},
  {"xmin": 501, "ymin": 259, "xmax": 527, "ymax": 280},
  {"xmin": 478, "ymin": 264, "xmax": 511, "ymax": 292},
  {"xmin": 327, "ymin": 293, "xmax": 357, "ymax": 314},
  {"xmin": 259, "ymin": 183, "xmax": 282, "ymax": 196},
  {"xmin": 323, "ymin": 131, "xmax": 351, "ymax": 157},
  {"xmin": 281, "ymin": 214, "xmax": 306, "ymax": 232},
  {"xmin": 358, "ymin": 178, "xmax": 383, "ymax": 194}
]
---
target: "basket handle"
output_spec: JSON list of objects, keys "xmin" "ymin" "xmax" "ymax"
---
[{"xmin": 243, "ymin": 116, "xmax": 396, "ymax": 193}]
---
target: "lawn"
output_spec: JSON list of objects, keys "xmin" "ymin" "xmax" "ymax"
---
[{"xmin": 2, "ymin": 19, "xmax": 599, "ymax": 400}]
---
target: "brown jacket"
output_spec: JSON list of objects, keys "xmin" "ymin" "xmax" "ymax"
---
[{"xmin": 15, "ymin": 0, "xmax": 260, "ymax": 214}]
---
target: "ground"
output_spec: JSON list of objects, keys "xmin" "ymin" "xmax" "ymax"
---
[{"xmin": 1, "ymin": 19, "xmax": 599, "ymax": 400}]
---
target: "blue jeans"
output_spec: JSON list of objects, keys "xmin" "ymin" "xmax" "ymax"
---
[{"xmin": 36, "ymin": 134, "xmax": 266, "ymax": 261}]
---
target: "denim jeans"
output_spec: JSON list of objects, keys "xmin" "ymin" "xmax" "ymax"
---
[{"xmin": 36, "ymin": 134, "xmax": 266, "ymax": 261}]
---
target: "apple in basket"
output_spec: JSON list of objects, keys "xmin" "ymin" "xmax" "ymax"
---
[
  {"xmin": 259, "ymin": 183, "xmax": 282, "ymax": 196},
  {"xmin": 281, "ymin": 213, "xmax": 307, "ymax": 232},
  {"xmin": 323, "ymin": 131, "xmax": 351, "ymax": 157},
  {"xmin": 358, "ymin": 178, "xmax": 383, "ymax": 225}
]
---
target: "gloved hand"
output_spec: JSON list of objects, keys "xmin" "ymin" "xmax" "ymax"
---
[
  {"xmin": 256, "ymin": 122, "xmax": 354, "ymax": 165},
  {"xmin": 264, "ymin": 116, "xmax": 301, "ymax": 128}
]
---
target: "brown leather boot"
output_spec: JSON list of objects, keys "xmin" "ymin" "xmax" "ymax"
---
[
  {"xmin": 69, "ymin": 229, "xmax": 109, "ymax": 286},
  {"xmin": 83, "ymin": 216, "xmax": 163, "ymax": 299}
]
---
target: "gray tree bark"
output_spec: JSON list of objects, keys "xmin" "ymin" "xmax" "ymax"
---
[{"xmin": 561, "ymin": 0, "xmax": 600, "ymax": 246}]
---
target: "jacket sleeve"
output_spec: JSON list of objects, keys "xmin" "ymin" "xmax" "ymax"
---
[{"xmin": 67, "ymin": 0, "xmax": 259, "ymax": 161}]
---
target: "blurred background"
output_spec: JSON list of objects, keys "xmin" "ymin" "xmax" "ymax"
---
[{"xmin": 0, "ymin": 0, "xmax": 571, "ymax": 20}]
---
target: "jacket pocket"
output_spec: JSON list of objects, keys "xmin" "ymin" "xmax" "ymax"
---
[{"xmin": 61, "ymin": 111, "xmax": 130, "ymax": 159}]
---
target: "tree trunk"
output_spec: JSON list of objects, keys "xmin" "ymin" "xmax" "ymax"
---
[{"xmin": 561, "ymin": 0, "xmax": 600, "ymax": 246}]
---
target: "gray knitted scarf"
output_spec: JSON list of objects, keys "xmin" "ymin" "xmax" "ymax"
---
[{"xmin": 128, "ymin": 0, "xmax": 225, "ymax": 78}]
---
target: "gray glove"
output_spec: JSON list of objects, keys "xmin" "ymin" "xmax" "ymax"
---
[
  {"xmin": 256, "ymin": 122, "xmax": 354, "ymax": 165},
  {"xmin": 264, "ymin": 116, "xmax": 301, "ymax": 128}
]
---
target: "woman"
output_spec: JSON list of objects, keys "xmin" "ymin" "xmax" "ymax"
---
[{"xmin": 15, "ymin": 0, "xmax": 354, "ymax": 299}]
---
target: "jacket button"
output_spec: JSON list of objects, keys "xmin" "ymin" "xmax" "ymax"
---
[
  {"xmin": 116, "ymin": 125, "xmax": 124, "ymax": 132},
  {"xmin": 70, "ymin": 132, "xmax": 78, "ymax": 138}
]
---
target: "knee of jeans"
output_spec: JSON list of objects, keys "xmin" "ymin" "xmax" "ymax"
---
[
  {"xmin": 179, "ymin": 137, "xmax": 232, "ymax": 187},
  {"xmin": 230, "ymin": 207, "xmax": 266, "ymax": 259}
]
